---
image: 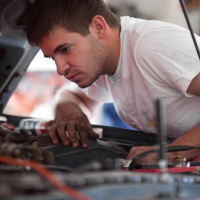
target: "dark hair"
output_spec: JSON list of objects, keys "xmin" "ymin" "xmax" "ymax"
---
[{"xmin": 27, "ymin": 0, "xmax": 119, "ymax": 45}]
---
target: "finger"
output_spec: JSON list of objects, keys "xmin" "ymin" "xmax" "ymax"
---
[
  {"xmin": 126, "ymin": 147, "xmax": 138, "ymax": 160},
  {"xmin": 126, "ymin": 146, "xmax": 154, "ymax": 160},
  {"xmin": 76, "ymin": 121, "xmax": 89, "ymax": 149},
  {"xmin": 67, "ymin": 121, "xmax": 79, "ymax": 148},
  {"xmin": 49, "ymin": 124, "xmax": 59, "ymax": 144},
  {"xmin": 73, "ymin": 114, "xmax": 89, "ymax": 149},
  {"xmin": 48, "ymin": 120, "xmax": 54, "ymax": 126},
  {"xmin": 87, "ymin": 122, "xmax": 99, "ymax": 139},
  {"xmin": 57, "ymin": 121, "xmax": 70, "ymax": 146},
  {"xmin": 87, "ymin": 128, "xmax": 99, "ymax": 139}
]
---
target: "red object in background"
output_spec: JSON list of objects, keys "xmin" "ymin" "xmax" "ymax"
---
[
  {"xmin": 191, "ymin": 155, "xmax": 200, "ymax": 161},
  {"xmin": 35, "ymin": 120, "xmax": 52, "ymax": 135},
  {"xmin": 0, "ymin": 122, "xmax": 15, "ymax": 131},
  {"xmin": 4, "ymin": 71, "xmax": 66, "ymax": 117},
  {"xmin": 133, "ymin": 166, "xmax": 200, "ymax": 173}
]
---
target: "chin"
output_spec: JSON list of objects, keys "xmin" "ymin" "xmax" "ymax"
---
[
  {"xmin": 76, "ymin": 75, "xmax": 99, "ymax": 89},
  {"xmin": 76, "ymin": 81, "xmax": 92, "ymax": 89}
]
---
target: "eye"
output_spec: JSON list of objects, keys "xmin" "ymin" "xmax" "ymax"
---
[{"xmin": 61, "ymin": 46, "xmax": 70, "ymax": 53}]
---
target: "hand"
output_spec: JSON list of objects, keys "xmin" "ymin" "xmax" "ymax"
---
[
  {"xmin": 126, "ymin": 146, "xmax": 158, "ymax": 164},
  {"xmin": 49, "ymin": 102, "xmax": 99, "ymax": 148},
  {"xmin": 126, "ymin": 146, "xmax": 185, "ymax": 165}
]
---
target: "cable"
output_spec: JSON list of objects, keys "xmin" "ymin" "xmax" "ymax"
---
[
  {"xmin": 179, "ymin": 0, "xmax": 200, "ymax": 61},
  {"xmin": 0, "ymin": 156, "xmax": 91, "ymax": 200},
  {"xmin": 45, "ymin": 165, "xmax": 75, "ymax": 172},
  {"xmin": 128, "ymin": 146, "xmax": 200, "ymax": 170}
]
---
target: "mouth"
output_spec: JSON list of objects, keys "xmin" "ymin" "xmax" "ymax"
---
[{"xmin": 65, "ymin": 74, "xmax": 79, "ymax": 82}]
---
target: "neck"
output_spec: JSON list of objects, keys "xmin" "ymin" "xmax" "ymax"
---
[{"xmin": 105, "ymin": 26, "xmax": 121, "ymax": 76}]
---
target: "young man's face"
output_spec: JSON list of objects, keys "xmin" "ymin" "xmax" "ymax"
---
[{"xmin": 39, "ymin": 26, "xmax": 107, "ymax": 88}]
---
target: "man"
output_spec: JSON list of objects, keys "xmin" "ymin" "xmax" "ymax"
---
[{"xmin": 27, "ymin": 0, "xmax": 200, "ymax": 164}]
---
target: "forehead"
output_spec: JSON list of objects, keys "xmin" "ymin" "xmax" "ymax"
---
[
  {"xmin": 38, "ymin": 27, "xmax": 85, "ymax": 54},
  {"xmin": 40, "ymin": 27, "xmax": 79, "ymax": 45}
]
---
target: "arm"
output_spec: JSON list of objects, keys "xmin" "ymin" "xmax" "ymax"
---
[
  {"xmin": 127, "ymin": 73, "xmax": 200, "ymax": 164},
  {"xmin": 50, "ymin": 84, "xmax": 103, "ymax": 148},
  {"xmin": 127, "ymin": 124, "xmax": 200, "ymax": 164},
  {"xmin": 187, "ymin": 72, "xmax": 200, "ymax": 96},
  {"xmin": 170, "ymin": 72, "xmax": 200, "ymax": 160}
]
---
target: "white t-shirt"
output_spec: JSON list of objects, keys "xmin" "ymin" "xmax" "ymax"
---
[{"xmin": 83, "ymin": 16, "xmax": 200, "ymax": 139}]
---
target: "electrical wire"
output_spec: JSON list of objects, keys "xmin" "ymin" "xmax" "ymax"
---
[
  {"xmin": 0, "ymin": 156, "xmax": 91, "ymax": 200},
  {"xmin": 128, "ymin": 146, "xmax": 200, "ymax": 170}
]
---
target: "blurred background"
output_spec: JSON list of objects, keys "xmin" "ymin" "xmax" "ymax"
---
[{"xmin": 3, "ymin": 0, "xmax": 200, "ymax": 129}]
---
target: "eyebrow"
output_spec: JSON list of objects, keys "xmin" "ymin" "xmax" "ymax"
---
[
  {"xmin": 54, "ymin": 43, "xmax": 70, "ymax": 54},
  {"xmin": 44, "ymin": 43, "xmax": 70, "ymax": 58}
]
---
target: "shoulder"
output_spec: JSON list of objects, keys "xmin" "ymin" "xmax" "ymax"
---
[
  {"xmin": 120, "ymin": 17, "xmax": 195, "ymax": 61},
  {"xmin": 120, "ymin": 16, "xmax": 183, "ymax": 35},
  {"xmin": 120, "ymin": 16, "xmax": 188, "ymax": 48}
]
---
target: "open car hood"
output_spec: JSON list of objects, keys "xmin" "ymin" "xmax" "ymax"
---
[{"xmin": 0, "ymin": 0, "xmax": 38, "ymax": 114}]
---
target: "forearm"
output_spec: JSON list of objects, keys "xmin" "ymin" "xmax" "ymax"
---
[
  {"xmin": 127, "ymin": 123, "xmax": 200, "ymax": 163},
  {"xmin": 167, "ymin": 123, "xmax": 200, "ymax": 160},
  {"xmin": 55, "ymin": 88, "xmax": 92, "ymax": 118},
  {"xmin": 54, "ymin": 84, "xmax": 103, "ymax": 119}
]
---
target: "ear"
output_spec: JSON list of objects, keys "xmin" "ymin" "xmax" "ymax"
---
[{"xmin": 89, "ymin": 15, "xmax": 107, "ymax": 39}]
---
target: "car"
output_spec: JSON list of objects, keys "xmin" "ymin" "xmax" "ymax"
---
[{"xmin": 1, "ymin": 0, "xmax": 200, "ymax": 200}]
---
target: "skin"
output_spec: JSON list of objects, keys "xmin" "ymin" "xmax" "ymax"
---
[
  {"xmin": 127, "ymin": 74, "xmax": 200, "ymax": 163},
  {"xmin": 40, "ymin": 30, "xmax": 105, "ymax": 89},
  {"xmin": 38, "ymin": 15, "xmax": 200, "ymax": 164},
  {"xmin": 39, "ymin": 16, "xmax": 119, "ymax": 88},
  {"xmin": 39, "ymin": 16, "xmax": 120, "ymax": 148}
]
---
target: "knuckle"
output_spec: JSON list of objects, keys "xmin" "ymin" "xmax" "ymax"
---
[
  {"xmin": 49, "ymin": 129, "xmax": 56, "ymax": 137},
  {"xmin": 78, "ymin": 130, "xmax": 88, "ymax": 139},
  {"xmin": 69, "ymin": 134, "xmax": 76, "ymax": 140},
  {"xmin": 78, "ymin": 126, "xmax": 87, "ymax": 133},
  {"xmin": 67, "ymin": 130, "xmax": 78, "ymax": 141},
  {"xmin": 50, "ymin": 123, "xmax": 56, "ymax": 130},
  {"xmin": 75, "ymin": 113, "xmax": 87, "ymax": 122},
  {"xmin": 56, "ymin": 122, "xmax": 65, "ymax": 131},
  {"xmin": 67, "ymin": 120, "xmax": 75, "ymax": 127}
]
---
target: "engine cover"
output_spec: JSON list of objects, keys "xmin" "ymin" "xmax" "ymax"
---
[{"xmin": 37, "ymin": 134, "xmax": 128, "ymax": 169}]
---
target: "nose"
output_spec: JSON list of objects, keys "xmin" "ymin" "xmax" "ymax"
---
[{"xmin": 54, "ymin": 56, "xmax": 70, "ymax": 75}]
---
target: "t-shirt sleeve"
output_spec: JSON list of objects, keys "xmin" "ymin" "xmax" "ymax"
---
[
  {"xmin": 82, "ymin": 75, "xmax": 113, "ymax": 103},
  {"xmin": 135, "ymin": 22, "xmax": 200, "ymax": 97}
]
